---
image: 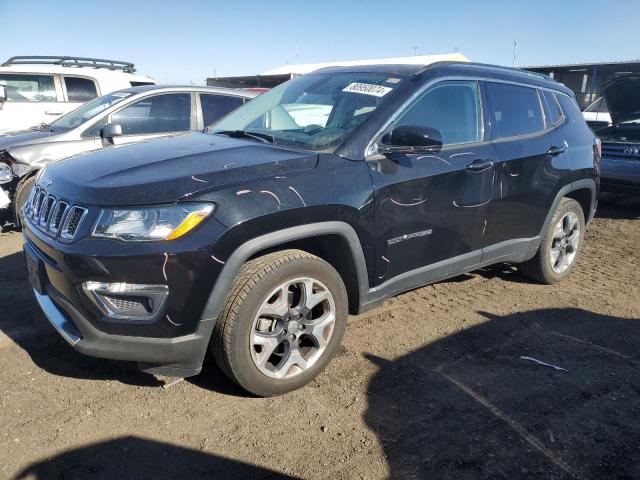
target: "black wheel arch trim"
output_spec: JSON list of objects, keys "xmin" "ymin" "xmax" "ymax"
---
[
  {"xmin": 539, "ymin": 179, "xmax": 597, "ymax": 239},
  {"xmin": 200, "ymin": 221, "xmax": 370, "ymax": 321}
]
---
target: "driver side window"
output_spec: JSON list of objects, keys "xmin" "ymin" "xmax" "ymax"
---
[
  {"xmin": 111, "ymin": 93, "xmax": 192, "ymax": 135},
  {"xmin": 395, "ymin": 80, "xmax": 483, "ymax": 146}
]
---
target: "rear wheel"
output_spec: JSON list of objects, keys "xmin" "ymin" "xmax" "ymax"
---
[
  {"xmin": 211, "ymin": 249, "xmax": 348, "ymax": 396},
  {"xmin": 519, "ymin": 197, "xmax": 585, "ymax": 284}
]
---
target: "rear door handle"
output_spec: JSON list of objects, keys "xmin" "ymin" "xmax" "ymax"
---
[
  {"xmin": 547, "ymin": 146, "xmax": 566, "ymax": 155},
  {"xmin": 466, "ymin": 159, "xmax": 494, "ymax": 172},
  {"xmin": 44, "ymin": 110, "xmax": 62, "ymax": 115}
]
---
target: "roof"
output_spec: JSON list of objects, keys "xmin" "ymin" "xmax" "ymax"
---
[
  {"xmin": 116, "ymin": 84, "xmax": 258, "ymax": 97},
  {"xmin": 261, "ymin": 53, "xmax": 470, "ymax": 76},
  {"xmin": 524, "ymin": 59, "xmax": 640, "ymax": 70}
]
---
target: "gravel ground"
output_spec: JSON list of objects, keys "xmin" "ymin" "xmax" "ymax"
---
[{"xmin": 0, "ymin": 194, "xmax": 639, "ymax": 480}]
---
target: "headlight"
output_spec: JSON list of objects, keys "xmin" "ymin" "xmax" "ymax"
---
[
  {"xmin": 92, "ymin": 203, "xmax": 214, "ymax": 242},
  {"xmin": 11, "ymin": 162, "xmax": 32, "ymax": 178},
  {"xmin": 0, "ymin": 162, "xmax": 12, "ymax": 184}
]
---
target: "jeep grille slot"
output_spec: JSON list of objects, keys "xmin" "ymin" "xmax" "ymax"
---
[
  {"xmin": 49, "ymin": 201, "xmax": 68, "ymax": 233},
  {"xmin": 61, "ymin": 206, "xmax": 87, "ymax": 239},
  {"xmin": 39, "ymin": 195, "xmax": 56, "ymax": 227},
  {"xmin": 25, "ymin": 185, "xmax": 87, "ymax": 241}
]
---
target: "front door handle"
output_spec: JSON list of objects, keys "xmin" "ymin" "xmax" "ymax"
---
[
  {"xmin": 44, "ymin": 110, "xmax": 63, "ymax": 116},
  {"xmin": 466, "ymin": 159, "xmax": 494, "ymax": 172},
  {"xmin": 547, "ymin": 145, "xmax": 566, "ymax": 155}
]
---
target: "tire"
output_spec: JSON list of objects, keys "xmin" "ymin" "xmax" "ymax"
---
[
  {"xmin": 13, "ymin": 174, "xmax": 36, "ymax": 228},
  {"xmin": 211, "ymin": 249, "xmax": 348, "ymax": 397},
  {"xmin": 519, "ymin": 197, "xmax": 585, "ymax": 284}
]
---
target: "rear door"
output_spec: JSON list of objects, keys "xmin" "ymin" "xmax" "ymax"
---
[
  {"xmin": 482, "ymin": 81, "xmax": 572, "ymax": 254},
  {"xmin": 369, "ymin": 79, "xmax": 498, "ymax": 285},
  {"xmin": 61, "ymin": 76, "xmax": 100, "ymax": 113}
]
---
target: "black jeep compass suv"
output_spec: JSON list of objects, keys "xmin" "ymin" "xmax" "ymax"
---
[{"xmin": 22, "ymin": 62, "xmax": 599, "ymax": 396}]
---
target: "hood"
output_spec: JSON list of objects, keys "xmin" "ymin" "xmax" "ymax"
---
[
  {"xmin": 41, "ymin": 132, "xmax": 318, "ymax": 206},
  {"xmin": 603, "ymin": 75, "xmax": 640, "ymax": 125},
  {"xmin": 0, "ymin": 129, "xmax": 62, "ymax": 151}
]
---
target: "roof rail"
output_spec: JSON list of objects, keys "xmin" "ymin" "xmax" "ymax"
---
[
  {"xmin": 413, "ymin": 61, "xmax": 557, "ymax": 82},
  {"xmin": 1, "ymin": 56, "xmax": 136, "ymax": 73}
]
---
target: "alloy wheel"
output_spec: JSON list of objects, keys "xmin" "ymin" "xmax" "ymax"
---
[
  {"xmin": 549, "ymin": 211, "xmax": 580, "ymax": 274},
  {"xmin": 250, "ymin": 277, "xmax": 336, "ymax": 379}
]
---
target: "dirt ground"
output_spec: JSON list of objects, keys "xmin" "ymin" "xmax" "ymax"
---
[{"xmin": 0, "ymin": 194, "xmax": 639, "ymax": 480}]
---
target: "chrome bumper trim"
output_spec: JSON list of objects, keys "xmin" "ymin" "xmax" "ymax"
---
[{"xmin": 33, "ymin": 289, "xmax": 82, "ymax": 346}]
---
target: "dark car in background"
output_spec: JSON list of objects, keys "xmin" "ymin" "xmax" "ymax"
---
[
  {"xmin": 21, "ymin": 62, "xmax": 599, "ymax": 396},
  {"xmin": 596, "ymin": 74, "xmax": 640, "ymax": 194},
  {"xmin": 0, "ymin": 85, "xmax": 255, "ymax": 227}
]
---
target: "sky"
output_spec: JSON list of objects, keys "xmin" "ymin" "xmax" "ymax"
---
[{"xmin": 1, "ymin": 0, "xmax": 638, "ymax": 84}]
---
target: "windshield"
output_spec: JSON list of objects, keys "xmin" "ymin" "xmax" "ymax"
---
[
  {"xmin": 52, "ymin": 92, "xmax": 133, "ymax": 129},
  {"xmin": 210, "ymin": 72, "xmax": 407, "ymax": 152}
]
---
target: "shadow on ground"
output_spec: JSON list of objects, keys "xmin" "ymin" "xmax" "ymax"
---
[
  {"xmin": 364, "ymin": 308, "xmax": 640, "ymax": 479},
  {"xmin": 15, "ymin": 436, "xmax": 297, "ymax": 480}
]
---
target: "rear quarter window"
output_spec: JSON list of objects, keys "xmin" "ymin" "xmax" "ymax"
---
[
  {"xmin": 541, "ymin": 90, "xmax": 563, "ymax": 127},
  {"xmin": 555, "ymin": 94, "xmax": 584, "ymax": 124},
  {"xmin": 486, "ymin": 82, "xmax": 544, "ymax": 139}
]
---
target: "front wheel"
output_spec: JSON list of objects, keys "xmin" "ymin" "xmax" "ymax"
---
[
  {"xmin": 518, "ymin": 197, "xmax": 585, "ymax": 284},
  {"xmin": 13, "ymin": 174, "xmax": 36, "ymax": 228},
  {"xmin": 211, "ymin": 249, "xmax": 348, "ymax": 396}
]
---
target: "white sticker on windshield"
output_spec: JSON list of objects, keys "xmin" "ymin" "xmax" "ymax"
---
[{"xmin": 342, "ymin": 82, "xmax": 393, "ymax": 97}]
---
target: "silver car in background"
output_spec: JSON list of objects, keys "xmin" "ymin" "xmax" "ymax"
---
[{"xmin": 0, "ymin": 85, "xmax": 256, "ymax": 226}]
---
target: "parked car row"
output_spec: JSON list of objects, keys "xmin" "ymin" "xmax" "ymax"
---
[
  {"xmin": 16, "ymin": 58, "xmax": 600, "ymax": 396},
  {"xmin": 0, "ymin": 57, "xmax": 257, "ymax": 226}
]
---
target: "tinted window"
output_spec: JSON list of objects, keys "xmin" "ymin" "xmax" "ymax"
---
[
  {"xmin": 541, "ymin": 90, "xmax": 563, "ymax": 126},
  {"xmin": 112, "ymin": 93, "xmax": 191, "ymax": 135},
  {"xmin": 0, "ymin": 74, "xmax": 56, "ymax": 102},
  {"xmin": 395, "ymin": 80, "xmax": 482, "ymax": 146},
  {"xmin": 64, "ymin": 77, "xmax": 98, "ymax": 102},
  {"xmin": 201, "ymin": 94, "xmax": 244, "ymax": 126},
  {"xmin": 486, "ymin": 82, "xmax": 544, "ymax": 138},
  {"xmin": 555, "ymin": 94, "xmax": 584, "ymax": 125}
]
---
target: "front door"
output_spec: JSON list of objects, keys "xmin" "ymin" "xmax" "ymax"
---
[{"xmin": 368, "ymin": 80, "xmax": 497, "ymax": 286}]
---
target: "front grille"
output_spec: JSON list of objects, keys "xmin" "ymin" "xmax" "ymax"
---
[
  {"xmin": 601, "ymin": 143, "xmax": 640, "ymax": 161},
  {"xmin": 25, "ymin": 185, "xmax": 87, "ymax": 241}
]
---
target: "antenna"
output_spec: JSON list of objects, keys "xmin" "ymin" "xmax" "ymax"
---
[
  {"xmin": 413, "ymin": 46, "xmax": 418, "ymax": 56},
  {"xmin": 512, "ymin": 36, "xmax": 518, "ymax": 68}
]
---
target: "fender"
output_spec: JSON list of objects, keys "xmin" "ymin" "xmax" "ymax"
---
[
  {"xmin": 538, "ymin": 178, "xmax": 597, "ymax": 240},
  {"xmin": 200, "ymin": 221, "xmax": 370, "ymax": 321}
]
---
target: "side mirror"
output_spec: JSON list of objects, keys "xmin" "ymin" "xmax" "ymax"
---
[
  {"xmin": 379, "ymin": 125, "xmax": 443, "ymax": 155},
  {"xmin": 101, "ymin": 123, "xmax": 123, "ymax": 140},
  {"xmin": 0, "ymin": 85, "xmax": 6, "ymax": 103}
]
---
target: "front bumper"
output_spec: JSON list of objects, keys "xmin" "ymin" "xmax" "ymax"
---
[
  {"xmin": 600, "ymin": 157, "xmax": 640, "ymax": 193},
  {"xmin": 33, "ymin": 285, "xmax": 214, "ymax": 377},
  {"xmin": 23, "ymin": 212, "xmax": 234, "ymax": 377}
]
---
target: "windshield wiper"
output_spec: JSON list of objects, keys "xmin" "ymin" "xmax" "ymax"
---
[
  {"xmin": 30, "ymin": 123, "xmax": 55, "ymax": 132},
  {"xmin": 215, "ymin": 130, "xmax": 275, "ymax": 144}
]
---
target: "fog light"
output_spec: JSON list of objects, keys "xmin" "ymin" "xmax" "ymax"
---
[{"xmin": 82, "ymin": 282, "xmax": 169, "ymax": 322}]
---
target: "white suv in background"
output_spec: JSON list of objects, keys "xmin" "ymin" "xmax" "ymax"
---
[{"xmin": 0, "ymin": 56, "xmax": 154, "ymax": 134}]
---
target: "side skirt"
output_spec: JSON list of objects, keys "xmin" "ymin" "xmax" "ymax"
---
[{"xmin": 357, "ymin": 236, "xmax": 539, "ymax": 314}]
